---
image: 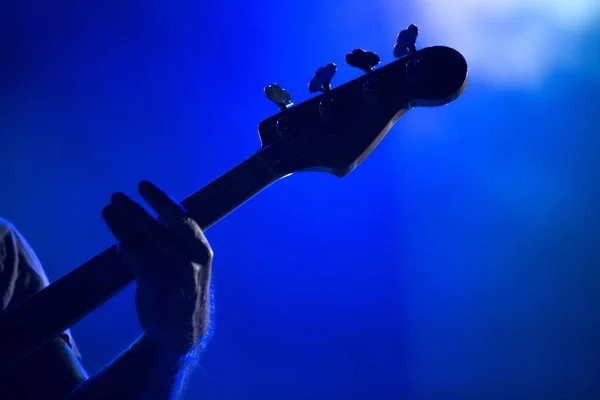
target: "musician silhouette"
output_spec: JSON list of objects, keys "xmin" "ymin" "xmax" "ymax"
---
[{"xmin": 0, "ymin": 181, "xmax": 214, "ymax": 399}]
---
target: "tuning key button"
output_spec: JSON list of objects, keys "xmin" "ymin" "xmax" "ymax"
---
[
  {"xmin": 394, "ymin": 24, "xmax": 418, "ymax": 59},
  {"xmin": 309, "ymin": 63, "xmax": 337, "ymax": 94},
  {"xmin": 345, "ymin": 49, "xmax": 381, "ymax": 73},
  {"xmin": 265, "ymin": 83, "xmax": 293, "ymax": 111}
]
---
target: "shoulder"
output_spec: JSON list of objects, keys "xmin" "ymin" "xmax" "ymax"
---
[
  {"xmin": 0, "ymin": 217, "xmax": 27, "ymax": 250},
  {"xmin": 0, "ymin": 217, "xmax": 16, "ymax": 239},
  {"xmin": 0, "ymin": 217, "xmax": 50, "ymax": 287}
]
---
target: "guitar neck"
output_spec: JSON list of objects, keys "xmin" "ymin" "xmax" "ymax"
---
[{"xmin": 0, "ymin": 150, "xmax": 281, "ymax": 374}]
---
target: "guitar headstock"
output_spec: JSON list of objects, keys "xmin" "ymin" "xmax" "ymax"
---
[{"xmin": 257, "ymin": 25, "xmax": 468, "ymax": 178}]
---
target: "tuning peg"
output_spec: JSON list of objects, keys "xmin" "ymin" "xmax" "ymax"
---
[
  {"xmin": 264, "ymin": 83, "xmax": 293, "ymax": 111},
  {"xmin": 394, "ymin": 24, "xmax": 419, "ymax": 59},
  {"xmin": 345, "ymin": 49, "xmax": 381, "ymax": 73},
  {"xmin": 308, "ymin": 63, "xmax": 337, "ymax": 94}
]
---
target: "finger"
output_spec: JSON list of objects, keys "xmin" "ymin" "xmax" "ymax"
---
[
  {"xmin": 138, "ymin": 180, "xmax": 212, "ymax": 265},
  {"xmin": 117, "ymin": 241, "xmax": 165, "ymax": 286},
  {"xmin": 104, "ymin": 205, "xmax": 187, "ymax": 292},
  {"xmin": 109, "ymin": 192, "xmax": 164, "ymax": 241},
  {"xmin": 106, "ymin": 194, "xmax": 187, "ymax": 271},
  {"xmin": 102, "ymin": 204, "xmax": 138, "ymax": 244},
  {"xmin": 102, "ymin": 204, "xmax": 147, "ymax": 277},
  {"xmin": 138, "ymin": 180, "xmax": 187, "ymax": 225}
]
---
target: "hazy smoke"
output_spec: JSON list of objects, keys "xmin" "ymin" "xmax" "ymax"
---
[{"xmin": 410, "ymin": 0, "xmax": 599, "ymax": 88}]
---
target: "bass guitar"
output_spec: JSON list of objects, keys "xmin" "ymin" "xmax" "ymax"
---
[{"xmin": 0, "ymin": 25, "xmax": 468, "ymax": 375}]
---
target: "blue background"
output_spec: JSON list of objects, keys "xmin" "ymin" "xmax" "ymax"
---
[{"xmin": 1, "ymin": 1, "xmax": 599, "ymax": 399}]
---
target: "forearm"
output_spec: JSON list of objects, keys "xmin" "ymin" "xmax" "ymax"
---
[{"xmin": 68, "ymin": 334, "xmax": 197, "ymax": 400}]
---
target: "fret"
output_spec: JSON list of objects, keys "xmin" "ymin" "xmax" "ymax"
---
[{"xmin": 0, "ymin": 150, "xmax": 281, "ymax": 374}]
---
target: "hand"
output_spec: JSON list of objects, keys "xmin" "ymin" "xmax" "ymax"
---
[{"xmin": 101, "ymin": 181, "xmax": 212, "ymax": 359}]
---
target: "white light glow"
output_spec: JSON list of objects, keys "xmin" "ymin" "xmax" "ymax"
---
[{"xmin": 390, "ymin": 0, "xmax": 600, "ymax": 88}]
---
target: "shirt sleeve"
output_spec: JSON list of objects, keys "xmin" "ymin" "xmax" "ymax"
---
[{"xmin": 0, "ymin": 218, "xmax": 81, "ymax": 360}]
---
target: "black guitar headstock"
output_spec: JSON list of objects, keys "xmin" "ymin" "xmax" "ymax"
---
[{"xmin": 257, "ymin": 25, "xmax": 468, "ymax": 178}]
